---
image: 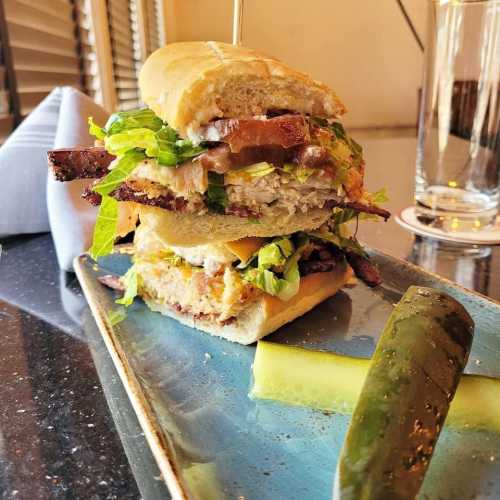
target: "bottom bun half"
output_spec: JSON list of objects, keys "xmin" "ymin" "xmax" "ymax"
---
[{"xmin": 141, "ymin": 263, "xmax": 353, "ymax": 345}]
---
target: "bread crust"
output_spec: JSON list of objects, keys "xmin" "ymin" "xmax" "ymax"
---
[
  {"xmin": 142, "ymin": 263, "xmax": 353, "ymax": 345},
  {"xmin": 139, "ymin": 41, "xmax": 346, "ymax": 140}
]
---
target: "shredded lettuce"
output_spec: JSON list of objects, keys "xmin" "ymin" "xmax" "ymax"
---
[
  {"xmin": 104, "ymin": 108, "xmax": 163, "ymax": 135},
  {"xmin": 257, "ymin": 238, "xmax": 294, "ymax": 269},
  {"xmin": 106, "ymin": 263, "xmax": 140, "ymax": 325},
  {"xmin": 311, "ymin": 117, "xmax": 364, "ymax": 185},
  {"xmin": 93, "ymin": 149, "xmax": 146, "ymax": 196},
  {"xmin": 107, "ymin": 307, "xmax": 127, "ymax": 326},
  {"xmin": 156, "ymin": 127, "xmax": 206, "ymax": 166},
  {"xmin": 116, "ymin": 265, "xmax": 138, "ymax": 306},
  {"xmin": 330, "ymin": 121, "xmax": 347, "ymax": 142},
  {"xmin": 226, "ymin": 162, "xmax": 276, "ymax": 183},
  {"xmin": 105, "ymin": 129, "xmax": 158, "ymax": 157},
  {"xmin": 280, "ymin": 163, "xmax": 315, "ymax": 184},
  {"xmin": 89, "ymin": 196, "xmax": 119, "ymax": 260},
  {"xmin": 242, "ymin": 162, "xmax": 276, "ymax": 178},
  {"xmin": 294, "ymin": 165, "xmax": 315, "ymax": 183},
  {"xmin": 331, "ymin": 207, "xmax": 358, "ymax": 227},
  {"xmin": 89, "ymin": 109, "xmax": 207, "ymax": 166},
  {"xmin": 241, "ymin": 235, "xmax": 308, "ymax": 301},
  {"xmin": 244, "ymin": 265, "xmax": 301, "ymax": 301},
  {"xmin": 206, "ymin": 172, "xmax": 228, "ymax": 213},
  {"xmin": 88, "ymin": 117, "xmax": 106, "ymax": 141},
  {"xmin": 368, "ymin": 187, "xmax": 389, "ymax": 205}
]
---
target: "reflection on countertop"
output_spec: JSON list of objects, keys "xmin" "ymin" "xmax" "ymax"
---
[{"xmin": 408, "ymin": 237, "xmax": 492, "ymax": 296}]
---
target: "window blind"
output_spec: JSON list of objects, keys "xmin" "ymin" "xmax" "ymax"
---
[
  {"xmin": 3, "ymin": 0, "xmax": 82, "ymax": 116},
  {"xmin": 107, "ymin": 0, "xmax": 141, "ymax": 110},
  {"xmin": 74, "ymin": 0, "xmax": 101, "ymax": 104}
]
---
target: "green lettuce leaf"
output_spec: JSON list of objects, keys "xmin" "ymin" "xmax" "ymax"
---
[
  {"xmin": 105, "ymin": 129, "xmax": 158, "ymax": 157},
  {"xmin": 116, "ymin": 265, "xmax": 138, "ymax": 306},
  {"xmin": 174, "ymin": 139, "xmax": 207, "ymax": 162},
  {"xmin": 107, "ymin": 307, "xmax": 127, "ymax": 326},
  {"xmin": 89, "ymin": 109, "xmax": 206, "ymax": 166},
  {"xmin": 104, "ymin": 108, "xmax": 163, "ymax": 135},
  {"xmin": 369, "ymin": 187, "xmax": 389, "ymax": 204},
  {"xmin": 294, "ymin": 165, "xmax": 315, "ymax": 183},
  {"xmin": 257, "ymin": 238, "xmax": 294, "ymax": 269},
  {"xmin": 331, "ymin": 207, "xmax": 358, "ymax": 227},
  {"xmin": 242, "ymin": 235, "xmax": 308, "ymax": 301},
  {"xmin": 206, "ymin": 172, "xmax": 228, "ymax": 213},
  {"xmin": 280, "ymin": 163, "xmax": 315, "ymax": 184},
  {"xmin": 329, "ymin": 121, "xmax": 347, "ymax": 142},
  {"xmin": 242, "ymin": 162, "xmax": 276, "ymax": 178},
  {"xmin": 89, "ymin": 196, "xmax": 119, "ymax": 260},
  {"xmin": 93, "ymin": 149, "xmax": 146, "ymax": 196},
  {"xmin": 243, "ymin": 264, "xmax": 300, "ymax": 301},
  {"xmin": 88, "ymin": 117, "xmax": 106, "ymax": 140},
  {"xmin": 156, "ymin": 127, "xmax": 206, "ymax": 166}
]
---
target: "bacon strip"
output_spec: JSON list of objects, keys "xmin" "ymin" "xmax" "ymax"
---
[
  {"xmin": 48, "ymin": 147, "xmax": 113, "ymax": 181},
  {"xmin": 345, "ymin": 252, "xmax": 382, "ymax": 287},
  {"xmin": 339, "ymin": 201, "xmax": 391, "ymax": 221},
  {"xmin": 83, "ymin": 182, "xmax": 192, "ymax": 212},
  {"xmin": 199, "ymin": 114, "xmax": 310, "ymax": 152}
]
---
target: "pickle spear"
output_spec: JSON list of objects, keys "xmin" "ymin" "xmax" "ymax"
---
[
  {"xmin": 251, "ymin": 342, "xmax": 500, "ymax": 432},
  {"xmin": 336, "ymin": 286, "xmax": 474, "ymax": 500}
]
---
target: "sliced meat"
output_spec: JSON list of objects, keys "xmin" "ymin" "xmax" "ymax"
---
[
  {"xmin": 82, "ymin": 181, "xmax": 192, "ymax": 212},
  {"xmin": 345, "ymin": 252, "xmax": 382, "ymax": 287},
  {"xmin": 98, "ymin": 274, "xmax": 125, "ymax": 292},
  {"xmin": 199, "ymin": 114, "xmax": 310, "ymax": 152},
  {"xmin": 294, "ymin": 144, "xmax": 333, "ymax": 168},
  {"xmin": 82, "ymin": 189, "xmax": 101, "ymax": 205},
  {"xmin": 300, "ymin": 258, "xmax": 338, "ymax": 275},
  {"xmin": 340, "ymin": 201, "xmax": 391, "ymax": 221},
  {"xmin": 199, "ymin": 144, "xmax": 290, "ymax": 173},
  {"xmin": 156, "ymin": 160, "xmax": 208, "ymax": 194},
  {"xmin": 112, "ymin": 183, "xmax": 191, "ymax": 212},
  {"xmin": 225, "ymin": 204, "xmax": 261, "ymax": 218},
  {"xmin": 82, "ymin": 179, "xmax": 261, "ymax": 219},
  {"xmin": 48, "ymin": 147, "xmax": 113, "ymax": 180}
]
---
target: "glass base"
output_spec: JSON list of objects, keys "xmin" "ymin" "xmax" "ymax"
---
[{"xmin": 416, "ymin": 186, "xmax": 497, "ymax": 232}]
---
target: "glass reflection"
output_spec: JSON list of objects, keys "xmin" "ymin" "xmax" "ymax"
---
[{"xmin": 408, "ymin": 236, "xmax": 492, "ymax": 294}]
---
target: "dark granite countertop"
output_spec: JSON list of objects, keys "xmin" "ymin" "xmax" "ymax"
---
[
  {"xmin": 0, "ymin": 234, "xmax": 169, "ymax": 500},
  {"xmin": 0, "ymin": 132, "xmax": 498, "ymax": 499}
]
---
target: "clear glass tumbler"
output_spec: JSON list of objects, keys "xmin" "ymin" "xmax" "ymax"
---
[{"xmin": 416, "ymin": 0, "xmax": 500, "ymax": 231}]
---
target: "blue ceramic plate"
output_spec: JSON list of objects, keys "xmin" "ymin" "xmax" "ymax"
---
[{"xmin": 74, "ymin": 247, "xmax": 500, "ymax": 500}]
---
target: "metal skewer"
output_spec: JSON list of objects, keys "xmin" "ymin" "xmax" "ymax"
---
[{"xmin": 232, "ymin": 0, "xmax": 244, "ymax": 45}]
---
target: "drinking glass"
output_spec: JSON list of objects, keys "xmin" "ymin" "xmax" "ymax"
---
[{"xmin": 416, "ymin": 0, "xmax": 500, "ymax": 231}]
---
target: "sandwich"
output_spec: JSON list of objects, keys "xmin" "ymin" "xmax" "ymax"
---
[{"xmin": 48, "ymin": 41, "xmax": 390, "ymax": 344}]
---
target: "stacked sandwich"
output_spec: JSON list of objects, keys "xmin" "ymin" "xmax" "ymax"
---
[{"xmin": 48, "ymin": 42, "xmax": 389, "ymax": 344}]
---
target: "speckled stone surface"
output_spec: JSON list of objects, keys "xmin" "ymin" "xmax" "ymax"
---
[{"xmin": 0, "ymin": 234, "xmax": 169, "ymax": 499}]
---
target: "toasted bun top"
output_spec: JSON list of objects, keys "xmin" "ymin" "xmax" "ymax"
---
[{"xmin": 139, "ymin": 41, "xmax": 346, "ymax": 141}]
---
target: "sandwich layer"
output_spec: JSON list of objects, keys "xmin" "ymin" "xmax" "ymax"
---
[
  {"xmin": 141, "ymin": 263, "xmax": 353, "ymax": 345},
  {"xmin": 139, "ymin": 41, "xmax": 346, "ymax": 141},
  {"xmin": 137, "ymin": 206, "xmax": 333, "ymax": 246}
]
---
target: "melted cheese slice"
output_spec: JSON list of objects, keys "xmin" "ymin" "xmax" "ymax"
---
[{"xmin": 224, "ymin": 237, "xmax": 266, "ymax": 262}]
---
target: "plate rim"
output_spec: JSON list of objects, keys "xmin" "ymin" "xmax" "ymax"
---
[{"xmin": 74, "ymin": 254, "xmax": 188, "ymax": 500}]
